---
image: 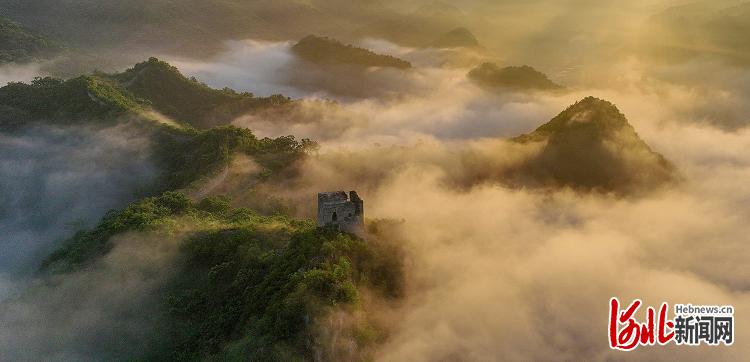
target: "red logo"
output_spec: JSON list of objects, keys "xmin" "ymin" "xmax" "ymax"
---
[{"xmin": 608, "ymin": 298, "xmax": 675, "ymax": 351}]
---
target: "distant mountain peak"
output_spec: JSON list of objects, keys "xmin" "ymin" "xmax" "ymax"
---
[
  {"xmin": 112, "ymin": 57, "xmax": 291, "ymax": 129},
  {"xmin": 432, "ymin": 27, "xmax": 480, "ymax": 48},
  {"xmin": 0, "ymin": 58, "xmax": 291, "ymax": 130},
  {"xmin": 514, "ymin": 96, "xmax": 641, "ymax": 145},
  {"xmin": 468, "ymin": 63, "xmax": 562, "ymax": 91},
  {"xmin": 510, "ymin": 97, "xmax": 677, "ymax": 194},
  {"xmin": 531, "ymin": 96, "xmax": 628, "ymax": 136},
  {"xmin": 291, "ymin": 35, "xmax": 412, "ymax": 69}
]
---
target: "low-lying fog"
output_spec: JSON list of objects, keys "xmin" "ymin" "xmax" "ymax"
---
[
  {"xmin": 163, "ymin": 36, "xmax": 750, "ymax": 360},
  {"xmin": 2, "ymin": 3, "xmax": 750, "ymax": 356}
]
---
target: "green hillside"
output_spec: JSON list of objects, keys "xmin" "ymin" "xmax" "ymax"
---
[
  {"xmin": 0, "ymin": 75, "xmax": 142, "ymax": 129},
  {"xmin": 0, "ymin": 59, "xmax": 313, "ymax": 193},
  {"xmin": 0, "ymin": 57, "xmax": 293, "ymax": 131},
  {"xmin": 292, "ymin": 35, "xmax": 412, "ymax": 69},
  {"xmin": 113, "ymin": 58, "xmax": 291, "ymax": 129},
  {"xmin": 2, "ymin": 56, "xmax": 401, "ymax": 360},
  {"xmin": 42, "ymin": 191, "xmax": 403, "ymax": 360},
  {"xmin": 0, "ymin": 16, "xmax": 59, "ymax": 63},
  {"xmin": 153, "ymin": 125, "xmax": 315, "ymax": 190}
]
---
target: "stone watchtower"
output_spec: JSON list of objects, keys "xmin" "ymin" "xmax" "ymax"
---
[{"xmin": 317, "ymin": 191, "xmax": 364, "ymax": 232}]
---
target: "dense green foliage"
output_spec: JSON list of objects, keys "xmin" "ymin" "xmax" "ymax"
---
[
  {"xmin": 0, "ymin": 16, "xmax": 59, "ymax": 62},
  {"xmin": 0, "ymin": 57, "xmax": 293, "ymax": 130},
  {"xmin": 44, "ymin": 192, "xmax": 404, "ymax": 360},
  {"xmin": 292, "ymin": 35, "xmax": 412, "ymax": 69},
  {"xmin": 168, "ymin": 221, "xmax": 351, "ymax": 360},
  {"xmin": 0, "ymin": 59, "xmax": 312, "ymax": 191},
  {"xmin": 113, "ymin": 58, "xmax": 292, "ymax": 129},
  {"xmin": 42, "ymin": 191, "xmax": 192, "ymax": 270},
  {"xmin": 468, "ymin": 63, "xmax": 562, "ymax": 91},
  {"xmin": 154, "ymin": 126, "xmax": 316, "ymax": 190},
  {"xmin": 0, "ymin": 75, "xmax": 142, "ymax": 129},
  {"xmin": 4, "ymin": 54, "xmax": 398, "ymax": 360},
  {"xmin": 514, "ymin": 97, "xmax": 630, "ymax": 143}
]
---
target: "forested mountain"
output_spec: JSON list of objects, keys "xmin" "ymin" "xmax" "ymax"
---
[
  {"xmin": 468, "ymin": 63, "xmax": 562, "ymax": 91},
  {"xmin": 41, "ymin": 191, "xmax": 403, "ymax": 360},
  {"xmin": 0, "ymin": 61, "xmax": 682, "ymax": 360},
  {"xmin": 0, "ymin": 58, "xmax": 310, "ymax": 190},
  {"xmin": 0, "ymin": 76, "xmax": 142, "ymax": 129},
  {"xmin": 510, "ymin": 97, "xmax": 677, "ymax": 194},
  {"xmin": 0, "ymin": 16, "xmax": 60, "ymax": 63},
  {"xmin": 0, "ymin": 57, "xmax": 291, "ymax": 130},
  {"xmin": 0, "ymin": 56, "xmax": 404, "ymax": 360},
  {"xmin": 113, "ymin": 58, "xmax": 291, "ymax": 129},
  {"xmin": 292, "ymin": 35, "xmax": 411, "ymax": 69},
  {"xmin": 1, "ymin": 2, "xmax": 744, "ymax": 362}
]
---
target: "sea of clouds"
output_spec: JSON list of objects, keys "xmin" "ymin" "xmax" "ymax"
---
[{"xmin": 2, "ymin": 17, "xmax": 750, "ymax": 358}]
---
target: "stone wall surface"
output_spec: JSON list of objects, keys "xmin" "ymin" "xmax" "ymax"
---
[{"xmin": 317, "ymin": 191, "xmax": 364, "ymax": 233}]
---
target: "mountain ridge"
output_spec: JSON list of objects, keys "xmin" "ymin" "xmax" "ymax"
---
[
  {"xmin": 0, "ymin": 57, "xmax": 292, "ymax": 130},
  {"xmin": 431, "ymin": 27, "xmax": 480, "ymax": 48},
  {"xmin": 0, "ymin": 16, "xmax": 60, "ymax": 63},
  {"xmin": 112, "ymin": 57, "xmax": 292, "ymax": 129},
  {"xmin": 509, "ymin": 96, "xmax": 677, "ymax": 194},
  {"xmin": 468, "ymin": 63, "xmax": 563, "ymax": 91},
  {"xmin": 291, "ymin": 35, "xmax": 411, "ymax": 69}
]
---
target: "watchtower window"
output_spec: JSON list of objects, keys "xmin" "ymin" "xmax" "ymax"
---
[{"xmin": 332, "ymin": 212, "xmax": 337, "ymax": 221}]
